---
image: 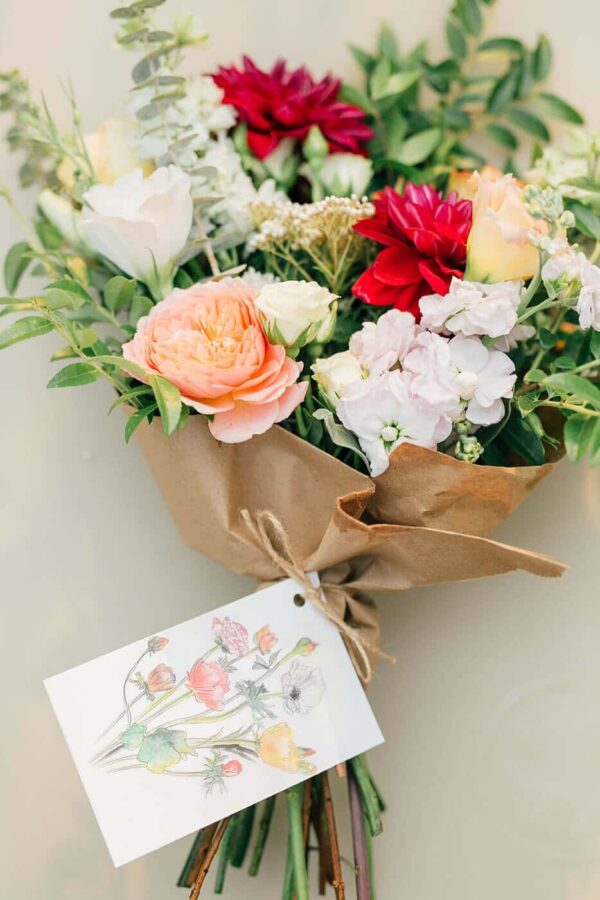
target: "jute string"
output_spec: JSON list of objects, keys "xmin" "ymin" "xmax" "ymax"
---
[{"xmin": 241, "ymin": 509, "xmax": 394, "ymax": 684}]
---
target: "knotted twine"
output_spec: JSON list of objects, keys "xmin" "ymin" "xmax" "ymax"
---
[{"xmin": 241, "ymin": 508, "xmax": 395, "ymax": 684}]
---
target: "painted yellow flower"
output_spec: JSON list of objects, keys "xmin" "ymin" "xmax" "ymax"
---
[{"xmin": 258, "ymin": 723, "xmax": 316, "ymax": 774}]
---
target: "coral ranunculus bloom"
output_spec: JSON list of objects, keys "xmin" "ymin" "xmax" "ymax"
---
[
  {"xmin": 352, "ymin": 184, "xmax": 473, "ymax": 319},
  {"xmin": 187, "ymin": 659, "xmax": 230, "ymax": 710},
  {"xmin": 212, "ymin": 56, "xmax": 373, "ymax": 160},
  {"xmin": 122, "ymin": 278, "xmax": 307, "ymax": 443}
]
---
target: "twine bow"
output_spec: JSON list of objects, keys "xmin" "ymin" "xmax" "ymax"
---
[{"xmin": 241, "ymin": 508, "xmax": 394, "ymax": 684}]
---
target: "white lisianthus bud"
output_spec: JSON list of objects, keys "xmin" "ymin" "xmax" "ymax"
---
[
  {"xmin": 57, "ymin": 117, "xmax": 152, "ymax": 192},
  {"xmin": 81, "ymin": 166, "xmax": 193, "ymax": 300},
  {"xmin": 255, "ymin": 280, "xmax": 338, "ymax": 350},
  {"xmin": 38, "ymin": 190, "xmax": 90, "ymax": 253},
  {"xmin": 319, "ymin": 153, "xmax": 373, "ymax": 198},
  {"xmin": 311, "ymin": 350, "xmax": 364, "ymax": 407}
]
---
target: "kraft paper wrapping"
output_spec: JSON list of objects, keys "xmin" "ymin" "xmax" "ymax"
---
[{"xmin": 134, "ymin": 415, "xmax": 566, "ymax": 593}]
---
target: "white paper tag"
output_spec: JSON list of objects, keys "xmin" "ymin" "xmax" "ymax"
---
[{"xmin": 45, "ymin": 578, "xmax": 384, "ymax": 866}]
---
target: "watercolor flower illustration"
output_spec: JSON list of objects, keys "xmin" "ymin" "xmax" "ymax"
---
[
  {"xmin": 95, "ymin": 623, "xmax": 325, "ymax": 796},
  {"xmin": 281, "ymin": 661, "xmax": 325, "ymax": 715}
]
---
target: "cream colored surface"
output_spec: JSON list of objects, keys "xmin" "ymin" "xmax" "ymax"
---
[{"xmin": 0, "ymin": 1, "xmax": 599, "ymax": 898}]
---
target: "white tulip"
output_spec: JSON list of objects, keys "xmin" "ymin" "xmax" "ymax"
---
[
  {"xmin": 256, "ymin": 280, "xmax": 338, "ymax": 349},
  {"xmin": 319, "ymin": 153, "xmax": 373, "ymax": 198},
  {"xmin": 81, "ymin": 166, "xmax": 193, "ymax": 299},
  {"xmin": 311, "ymin": 351, "xmax": 364, "ymax": 406}
]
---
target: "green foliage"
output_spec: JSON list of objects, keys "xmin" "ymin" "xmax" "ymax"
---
[
  {"xmin": 4, "ymin": 241, "xmax": 31, "ymax": 294},
  {"xmin": 0, "ymin": 315, "xmax": 53, "ymax": 350},
  {"xmin": 348, "ymin": 12, "xmax": 582, "ymax": 187}
]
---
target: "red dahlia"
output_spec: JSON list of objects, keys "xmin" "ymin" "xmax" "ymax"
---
[
  {"xmin": 352, "ymin": 184, "xmax": 473, "ymax": 319},
  {"xmin": 213, "ymin": 56, "xmax": 373, "ymax": 161}
]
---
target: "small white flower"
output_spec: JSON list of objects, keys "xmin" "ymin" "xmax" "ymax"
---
[
  {"xmin": 337, "ymin": 370, "xmax": 453, "ymax": 476},
  {"xmin": 493, "ymin": 324, "xmax": 536, "ymax": 352},
  {"xmin": 256, "ymin": 280, "xmax": 338, "ymax": 348},
  {"xmin": 241, "ymin": 267, "xmax": 278, "ymax": 293},
  {"xmin": 402, "ymin": 332, "xmax": 464, "ymax": 419},
  {"xmin": 577, "ymin": 255, "xmax": 600, "ymax": 331},
  {"xmin": 281, "ymin": 661, "xmax": 325, "ymax": 715},
  {"xmin": 318, "ymin": 153, "xmax": 373, "ymax": 198},
  {"xmin": 81, "ymin": 165, "xmax": 193, "ymax": 299},
  {"xmin": 419, "ymin": 277, "xmax": 521, "ymax": 339},
  {"xmin": 541, "ymin": 245, "xmax": 581, "ymax": 284},
  {"xmin": 349, "ymin": 309, "xmax": 417, "ymax": 375},
  {"xmin": 311, "ymin": 350, "xmax": 364, "ymax": 406},
  {"xmin": 448, "ymin": 335, "xmax": 516, "ymax": 425}
]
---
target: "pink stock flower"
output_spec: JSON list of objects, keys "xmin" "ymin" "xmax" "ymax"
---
[
  {"xmin": 221, "ymin": 759, "xmax": 243, "ymax": 777},
  {"xmin": 122, "ymin": 278, "xmax": 307, "ymax": 443},
  {"xmin": 187, "ymin": 659, "xmax": 230, "ymax": 710},
  {"xmin": 212, "ymin": 617, "xmax": 250, "ymax": 655},
  {"xmin": 146, "ymin": 663, "xmax": 176, "ymax": 694},
  {"xmin": 255, "ymin": 625, "xmax": 277, "ymax": 653}
]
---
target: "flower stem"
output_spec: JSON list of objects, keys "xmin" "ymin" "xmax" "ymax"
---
[
  {"xmin": 349, "ymin": 755, "xmax": 383, "ymax": 837},
  {"xmin": 286, "ymin": 783, "xmax": 310, "ymax": 900},
  {"xmin": 213, "ymin": 817, "xmax": 236, "ymax": 894},
  {"xmin": 248, "ymin": 796, "xmax": 276, "ymax": 877},
  {"xmin": 348, "ymin": 764, "xmax": 371, "ymax": 900},
  {"xmin": 321, "ymin": 771, "xmax": 346, "ymax": 899},
  {"xmin": 189, "ymin": 817, "xmax": 231, "ymax": 900},
  {"xmin": 229, "ymin": 805, "xmax": 256, "ymax": 869}
]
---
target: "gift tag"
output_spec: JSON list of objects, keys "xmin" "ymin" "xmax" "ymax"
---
[{"xmin": 45, "ymin": 578, "xmax": 384, "ymax": 866}]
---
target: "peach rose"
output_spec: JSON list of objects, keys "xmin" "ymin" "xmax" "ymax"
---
[
  {"xmin": 447, "ymin": 165, "xmax": 504, "ymax": 201},
  {"xmin": 466, "ymin": 171, "xmax": 539, "ymax": 283},
  {"xmin": 123, "ymin": 278, "xmax": 307, "ymax": 442}
]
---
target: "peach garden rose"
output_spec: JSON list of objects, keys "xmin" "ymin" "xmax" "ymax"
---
[{"xmin": 122, "ymin": 277, "xmax": 307, "ymax": 442}]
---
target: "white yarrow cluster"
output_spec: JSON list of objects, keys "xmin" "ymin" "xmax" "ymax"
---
[{"xmin": 314, "ymin": 308, "xmax": 517, "ymax": 476}]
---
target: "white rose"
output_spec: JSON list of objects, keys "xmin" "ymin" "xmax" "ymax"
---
[
  {"xmin": 419, "ymin": 277, "xmax": 521, "ymax": 339},
  {"xmin": 319, "ymin": 154, "xmax": 373, "ymax": 198},
  {"xmin": 311, "ymin": 351, "xmax": 364, "ymax": 406},
  {"xmin": 81, "ymin": 165, "xmax": 193, "ymax": 300},
  {"xmin": 38, "ymin": 190, "xmax": 90, "ymax": 253},
  {"xmin": 58, "ymin": 117, "xmax": 151, "ymax": 192},
  {"xmin": 349, "ymin": 308, "xmax": 417, "ymax": 374},
  {"xmin": 577, "ymin": 255, "xmax": 600, "ymax": 331},
  {"xmin": 255, "ymin": 280, "xmax": 338, "ymax": 348}
]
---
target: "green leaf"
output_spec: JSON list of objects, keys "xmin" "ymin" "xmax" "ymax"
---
[
  {"xmin": 539, "ymin": 327, "xmax": 557, "ymax": 350},
  {"xmin": 533, "ymin": 35, "xmax": 552, "ymax": 81},
  {"xmin": 553, "ymin": 356, "xmax": 577, "ymax": 371},
  {"xmin": 524, "ymin": 368, "xmax": 546, "ymax": 384},
  {"xmin": 377, "ymin": 22, "xmax": 399, "ymax": 61},
  {"xmin": 108, "ymin": 385, "xmax": 153, "ymax": 414},
  {"xmin": 104, "ymin": 276, "xmax": 137, "ymax": 314},
  {"xmin": 369, "ymin": 57, "xmax": 392, "ymax": 101},
  {"xmin": 537, "ymin": 92, "xmax": 583, "ymax": 124},
  {"xmin": 313, "ymin": 409, "xmax": 369, "ymax": 467},
  {"xmin": 563, "ymin": 413, "xmax": 595, "ymax": 462},
  {"xmin": 125, "ymin": 403, "xmax": 158, "ymax": 443},
  {"xmin": 89, "ymin": 353, "xmax": 148, "ymax": 381},
  {"xmin": 502, "ymin": 413, "xmax": 546, "ymax": 465},
  {"xmin": 543, "ymin": 373, "xmax": 600, "ymax": 410},
  {"xmin": 149, "ymin": 373, "xmax": 182, "ymax": 435},
  {"xmin": 4, "ymin": 241, "xmax": 31, "ymax": 295},
  {"xmin": 506, "ymin": 107, "xmax": 550, "ymax": 141},
  {"xmin": 338, "ymin": 84, "xmax": 376, "ymax": 115},
  {"xmin": 0, "ymin": 315, "xmax": 53, "ymax": 350},
  {"xmin": 396, "ymin": 127, "xmax": 442, "ymax": 165},
  {"xmin": 47, "ymin": 362, "xmax": 100, "ymax": 388},
  {"xmin": 478, "ymin": 37, "xmax": 524, "ymax": 54},
  {"xmin": 568, "ymin": 201, "xmax": 600, "ymax": 240},
  {"xmin": 372, "ymin": 70, "xmax": 421, "ymax": 101},
  {"xmin": 589, "ymin": 419, "xmax": 600, "ymax": 465},
  {"xmin": 446, "ymin": 20, "xmax": 468, "ymax": 60},
  {"xmin": 386, "ymin": 109, "xmax": 408, "ymax": 160},
  {"xmin": 456, "ymin": 0, "xmax": 483, "ymax": 36},
  {"xmin": 484, "ymin": 123, "xmax": 518, "ymax": 150},
  {"xmin": 130, "ymin": 294, "xmax": 153, "ymax": 326},
  {"xmin": 487, "ymin": 67, "xmax": 520, "ymax": 112},
  {"xmin": 349, "ymin": 45, "xmax": 376, "ymax": 74}
]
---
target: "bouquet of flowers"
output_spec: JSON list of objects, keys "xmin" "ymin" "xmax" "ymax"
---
[{"xmin": 1, "ymin": 0, "xmax": 599, "ymax": 896}]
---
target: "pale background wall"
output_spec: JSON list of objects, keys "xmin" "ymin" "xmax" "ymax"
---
[{"xmin": 0, "ymin": 1, "xmax": 599, "ymax": 898}]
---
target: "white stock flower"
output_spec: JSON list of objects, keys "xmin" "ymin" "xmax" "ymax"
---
[
  {"xmin": 349, "ymin": 309, "xmax": 417, "ymax": 375},
  {"xmin": 541, "ymin": 245, "xmax": 580, "ymax": 284},
  {"xmin": 319, "ymin": 153, "xmax": 373, "ymax": 198},
  {"xmin": 281, "ymin": 661, "xmax": 325, "ymax": 715},
  {"xmin": 81, "ymin": 165, "xmax": 193, "ymax": 299},
  {"xmin": 311, "ymin": 351, "xmax": 364, "ymax": 406},
  {"xmin": 493, "ymin": 324, "xmax": 536, "ymax": 352},
  {"xmin": 402, "ymin": 332, "xmax": 464, "ymax": 419},
  {"xmin": 448, "ymin": 334, "xmax": 516, "ymax": 425},
  {"xmin": 418, "ymin": 277, "xmax": 521, "ymax": 339},
  {"xmin": 337, "ymin": 370, "xmax": 453, "ymax": 476},
  {"xmin": 527, "ymin": 146, "xmax": 588, "ymax": 192},
  {"xmin": 256, "ymin": 280, "xmax": 338, "ymax": 348},
  {"xmin": 577, "ymin": 255, "xmax": 600, "ymax": 330}
]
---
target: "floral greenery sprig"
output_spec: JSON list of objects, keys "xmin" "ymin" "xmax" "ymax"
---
[{"xmin": 343, "ymin": 9, "xmax": 583, "ymax": 187}]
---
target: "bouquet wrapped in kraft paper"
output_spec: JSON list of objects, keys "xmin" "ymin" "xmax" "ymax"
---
[{"xmin": 135, "ymin": 416, "xmax": 565, "ymax": 611}]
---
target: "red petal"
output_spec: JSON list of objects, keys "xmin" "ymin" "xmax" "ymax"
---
[
  {"xmin": 373, "ymin": 246, "xmax": 422, "ymax": 286},
  {"xmin": 246, "ymin": 131, "xmax": 280, "ymax": 160}
]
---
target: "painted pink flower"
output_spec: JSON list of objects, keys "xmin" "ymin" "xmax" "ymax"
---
[
  {"xmin": 221, "ymin": 759, "xmax": 243, "ymax": 777},
  {"xmin": 146, "ymin": 663, "xmax": 176, "ymax": 694},
  {"xmin": 212, "ymin": 617, "xmax": 249, "ymax": 656},
  {"xmin": 122, "ymin": 277, "xmax": 308, "ymax": 442},
  {"xmin": 187, "ymin": 659, "xmax": 230, "ymax": 710},
  {"xmin": 255, "ymin": 625, "xmax": 277, "ymax": 653}
]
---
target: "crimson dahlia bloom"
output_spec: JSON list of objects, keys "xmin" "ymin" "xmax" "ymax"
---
[
  {"xmin": 352, "ymin": 184, "xmax": 473, "ymax": 319},
  {"xmin": 213, "ymin": 56, "xmax": 373, "ymax": 160}
]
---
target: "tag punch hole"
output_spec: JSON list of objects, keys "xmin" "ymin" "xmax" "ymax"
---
[{"xmin": 293, "ymin": 593, "xmax": 306, "ymax": 608}]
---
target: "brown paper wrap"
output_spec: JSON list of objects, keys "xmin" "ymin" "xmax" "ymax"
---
[{"xmin": 134, "ymin": 415, "xmax": 566, "ymax": 594}]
